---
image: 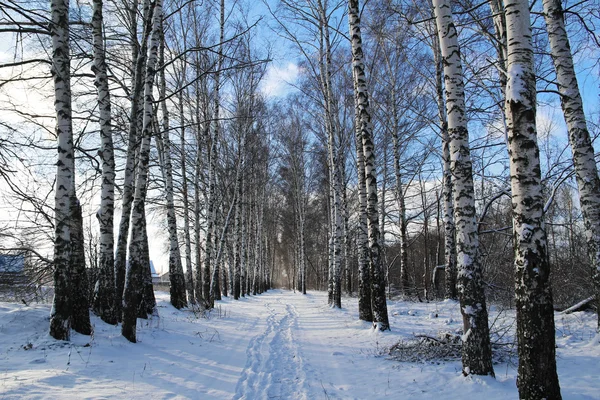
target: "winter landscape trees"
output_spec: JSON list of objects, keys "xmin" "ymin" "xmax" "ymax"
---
[{"xmin": 1, "ymin": 0, "xmax": 599, "ymax": 397}]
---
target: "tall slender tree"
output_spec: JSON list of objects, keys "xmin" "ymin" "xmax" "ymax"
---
[
  {"xmin": 542, "ymin": 0, "xmax": 600, "ymax": 330},
  {"xmin": 433, "ymin": 0, "xmax": 494, "ymax": 375},
  {"xmin": 115, "ymin": 0, "xmax": 147, "ymax": 321},
  {"xmin": 348, "ymin": 0, "xmax": 389, "ymax": 331},
  {"xmin": 505, "ymin": 0, "xmax": 562, "ymax": 396},
  {"xmin": 157, "ymin": 26, "xmax": 187, "ymax": 310},
  {"xmin": 122, "ymin": 0, "xmax": 163, "ymax": 343},
  {"xmin": 92, "ymin": 0, "xmax": 118, "ymax": 325},
  {"xmin": 431, "ymin": 31, "xmax": 457, "ymax": 301},
  {"xmin": 49, "ymin": 0, "xmax": 74, "ymax": 341}
]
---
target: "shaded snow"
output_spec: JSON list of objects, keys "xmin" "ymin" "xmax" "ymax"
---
[{"xmin": 0, "ymin": 290, "xmax": 598, "ymax": 399}]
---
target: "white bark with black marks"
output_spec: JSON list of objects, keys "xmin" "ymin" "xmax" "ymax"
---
[
  {"xmin": 543, "ymin": 0, "xmax": 600, "ymax": 330},
  {"xmin": 505, "ymin": 0, "xmax": 561, "ymax": 396},
  {"xmin": 432, "ymin": 33, "xmax": 457, "ymax": 301},
  {"xmin": 122, "ymin": 0, "xmax": 163, "ymax": 343},
  {"xmin": 91, "ymin": 0, "xmax": 117, "ymax": 325},
  {"xmin": 348, "ymin": 0, "xmax": 389, "ymax": 331},
  {"xmin": 179, "ymin": 89, "xmax": 195, "ymax": 304},
  {"xmin": 318, "ymin": 0, "xmax": 342, "ymax": 309},
  {"xmin": 354, "ymin": 107, "xmax": 372, "ymax": 322},
  {"xmin": 49, "ymin": 0, "xmax": 73, "ymax": 341},
  {"xmin": 158, "ymin": 29, "xmax": 187, "ymax": 310},
  {"xmin": 114, "ymin": 0, "xmax": 149, "ymax": 321},
  {"xmin": 433, "ymin": 0, "xmax": 493, "ymax": 375}
]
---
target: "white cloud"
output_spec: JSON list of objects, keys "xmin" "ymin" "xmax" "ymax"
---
[{"xmin": 260, "ymin": 62, "xmax": 302, "ymax": 98}]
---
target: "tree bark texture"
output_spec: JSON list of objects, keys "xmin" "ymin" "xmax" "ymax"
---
[
  {"xmin": 433, "ymin": 0, "xmax": 494, "ymax": 375},
  {"xmin": 122, "ymin": 0, "xmax": 162, "ymax": 343},
  {"xmin": 158, "ymin": 30, "xmax": 187, "ymax": 310},
  {"xmin": 49, "ymin": 0, "xmax": 73, "ymax": 341},
  {"xmin": 348, "ymin": 0, "xmax": 389, "ymax": 331},
  {"xmin": 115, "ymin": 0, "xmax": 150, "ymax": 321},
  {"xmin": 318, "ymin": 0, "xmax": 342, "ymax": 309},
  {"xmin": 354, "ymin": 71, "xmax": 372, "ymax": 322},
  {"xmin": 542, "ymin": 0, "xmax": 600, "ymax": 330},
  {"xmin": 91, "ymin": 0, "xmax": 117, "ymax": 325},
  {"xmin": 179, "ymin": 89, "xmax": 195, "ymax": 305},
  {"xmin": 505, "ymin": 0, "xmax": 562, "ymax": 396},
  {"xmin": 69, "ymin": 196, "xmax": 92, "ymax": 335},
  {"xmin": 432, "ymin": 32, "xmax": 457, "ymax": 301}
]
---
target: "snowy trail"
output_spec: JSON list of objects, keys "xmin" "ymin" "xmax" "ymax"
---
[
  {"xmin": 1, "ymin": 289, "xmax": 599, "ymax": 399},
  {"xmin": 233, "ymin": 300, "xmax": 309, "ymax": 400}
]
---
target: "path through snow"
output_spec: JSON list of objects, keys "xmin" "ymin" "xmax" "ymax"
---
[{"xmin": 1, "ymin": 289, "xmax": 599, "ymax": 399}]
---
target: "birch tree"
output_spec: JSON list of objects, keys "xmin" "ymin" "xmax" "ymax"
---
[
  {"xmin": 48, "ymin": 0, "xmax": 74, "ymax": 341},
  {"xmin": 203, "ymin": 0, "xmax": 226, "ymax": 307},
  {"xmin": 348, "ymin": 0, "xmax": 389, "ymax": 330},
  {"xmin": 542, "ymin": 0, "xmax": 600, "ymax": 330},
  {"xmin": 355, "ymin": 103, "xmax": 373, "ymax": 322},
  {"xmin": 431, "ymin": 32, "xmax": 457, "ymax": 301},
  {"xmin": 157, "ymin": 26, "xmax": 187, "ymax": 309},
  {"xmin": 316, "ymin": 0, "xmax": 343, "ymax": 309},
  {"xmin": 433, "ymin": 0, "xmax": 494, "ymax": 375},
  {"xmin": 122, "ymin": 0, "xmax": 163, "ymax": 343},
  {"xmin": 114, "ymin": 0, "xmax": 146, "ymax": 321},
  {"xmin": 505, "ymin": 0, "xmax": 561, "ymax": 396},
  {"xmin": 91, "ymin": 0, "xmax": 117, "ymax": 325}
]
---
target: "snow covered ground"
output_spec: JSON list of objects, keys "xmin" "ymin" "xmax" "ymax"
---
[{"xmin": 0, "ymin": 289, "xmax": 598, "ymax": 399}]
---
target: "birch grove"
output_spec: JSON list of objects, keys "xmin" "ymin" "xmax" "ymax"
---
[{"xmin": 0, "ymin": 4, "xmax": 597, "ymax": 394}]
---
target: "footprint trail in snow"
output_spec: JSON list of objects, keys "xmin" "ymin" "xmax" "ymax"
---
[{"xmin": 234, "ymin": 301, "xmax": 310, "ymax": 400}]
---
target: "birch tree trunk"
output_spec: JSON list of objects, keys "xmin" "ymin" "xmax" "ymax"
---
[
  {"xmin": 91, "ymin": 0, "xmax": 117, "ymax": 325},
  {"xmin": 342, "ymin": 170, "xmax": 351, "ymax": 295},
  {"xmin": 354, "ymin": 86, "xmax": 372, "ymax": 322},
  {"xmin": 139, "ymin": 209, "xmax": 157, "ymax": 317},
  {"xmin": 122, "ymin": 0, "xmax": 162, "ymax": 343},
  {"xmin": 490, "ymin": 0, "xmax": 507, "ymax": 98},
  {"xmin": 298, "ymin": 185, "xmax": 307, "ymax": 295},
  {"xmin": 240, "ymin": 178, "xmax": 247, "ymax": 297},
  {"xmin": 179, "ymin": 89, "xmax": 195, "ymax": 304},
  {"xmin": 70, "ymin": 195, "xmax": 92, "ymax": 335},
  {"xmin": 204, "ymin": 0, "xmax": 225, "ymax": 308},
  {"xmin": 505, "ymin": 0, "xmax": 561, "ymax": 396},
  {"xmin": 441, "ymin": 129, "xmax": 457, "ymax": 300},
  {"xmin": 433, "ymin": 0, "xmax": 494, "ymax": 375},
  {"xmin": 114, "ymin": 0, "xmax": 148, "ymax": 321},
  {"xmin": 543, "ymin": 0, "xmax": 600, "ymax": 330},
  {"xmin": 318, "ymin": 0, "xmax": 342, "ymax": 309},
  {"xmin": 194, "ymin": 119, "xmax": 207, "ymax": 305},
  {"xmin": 348, "ymin": 0, "xmax": 389, "ymax": 330},
  {"xmin": 233, "ymin": 149, "xmax": 243, "ymax": 300},
  {"xmin": 390, "ymin": 87, "xmax": 410, "ymax": 296},
  {"xmin": 49, "ymin": 0, "xmax": 73, "ymax": 341},
  {"xmin": 433, "ymin": 33, "xmax": 457, "ymax": 300},
  {"xmin": 158, "ymin": 29, "xmax": 187, "ymax": 309},
  {"xmin": 194, "ymin": 155, "xmax": 204, "ymax": 304}
]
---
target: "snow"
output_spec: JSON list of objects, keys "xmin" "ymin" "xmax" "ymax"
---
[
  {"xmin": 506, "ymin": 64, "xmax": 526, "ymax": 103},
  {"xmin": 1, "ymin": 290, "xmax": 599, "ymax": 399},
  {"xmin": 517, "ymin": 223, "xmax": 534, "ymax": 242}
]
